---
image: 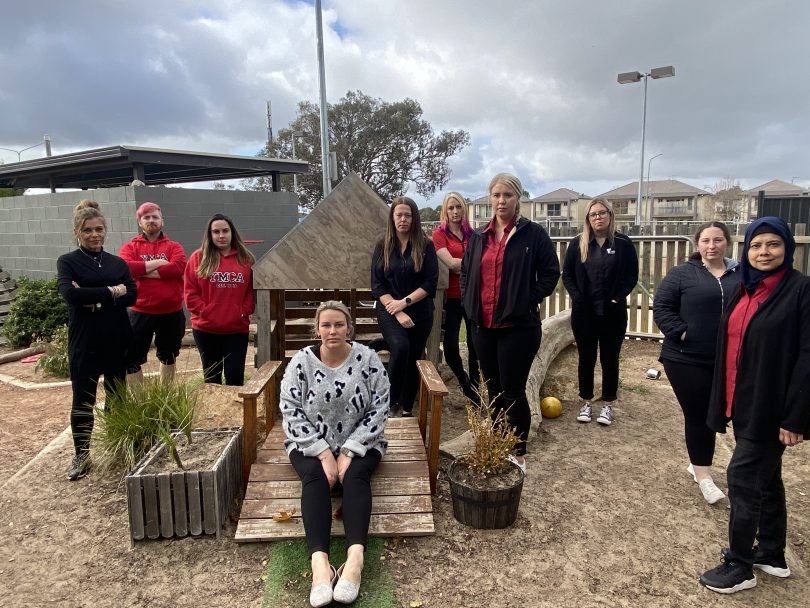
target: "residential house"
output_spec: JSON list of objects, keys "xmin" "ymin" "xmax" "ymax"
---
[
  {"xmin": 524, "ymin": 188, "xmax": 591, "ymax": 224},
  {"xmin": 597, "ymin": 180, "xmax": 711, "ymax": 223}
]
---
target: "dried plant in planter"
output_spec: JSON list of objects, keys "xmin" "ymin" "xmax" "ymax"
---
[{"xmin": 456, "ymin": 377, "xmax": 520, "ymax": 478}]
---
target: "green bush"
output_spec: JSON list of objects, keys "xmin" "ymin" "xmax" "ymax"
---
[
  {"xmin": 91, "ymin": 377, "xmax": 199, "ymax": 473},
  {"xmin": 2, "ymin": 277, "xmax": 68, "ymax": 348},
  {"xmin": 35, "ymin": 324, "xmax": 70, "ymax": 378}
]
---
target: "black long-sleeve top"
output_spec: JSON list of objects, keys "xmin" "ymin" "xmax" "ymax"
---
[
  {"xmin": 371, "ymin": 238, "xmax": 438, "ymax": 323},
  {"xmin": 56, "ymin": 247, "xmax": 137, "ymax": 359}
]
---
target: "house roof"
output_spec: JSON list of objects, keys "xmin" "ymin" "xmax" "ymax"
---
[
  {"xmin": 744, "ymin": 179, "xmax": 807, "ymax": 197},
  {"xmin": 252, "ymin": 172, "xmax": 448, "ymax": 290},
  {"xmin": 532, "ymin": 188, "xmax": 589, "ymax": 202},
  {"xmin": 597, "ymin": 179, "xmax": 708, "ymax": 199},
  {"xmin": 0, "ymin": 145, "xmax": 309, "ymax": 189}
]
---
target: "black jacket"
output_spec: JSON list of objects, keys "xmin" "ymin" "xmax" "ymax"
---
[
  {"xmin": 653, "ymin": 258, "xmax": 739, "ymax": 365},
  {"xmin": 56, "ymin": 248, "xmax": 137, "ymax": 359},
  {"xmin": 371, "ymin": 238, "xmax": 438, "ymax": 323},
  {"xmin": 707, "ymin": 269, "xmax": 810, "ymax": 439},
  {"xmin": 561, "ymin": 233, "xmax": 638, "ymax": 310},
  {"xmin": 460, "ymin": 217, "xmax": 560, "ymax": 327}
]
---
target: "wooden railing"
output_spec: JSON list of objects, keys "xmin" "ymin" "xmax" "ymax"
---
[
  {"xmin": 416, "ymin": 360, "xmax": 448, "ymax": 495},
  {"xmin": 238, "ymin": 360, "xmax": 283, "ymax": 493}
]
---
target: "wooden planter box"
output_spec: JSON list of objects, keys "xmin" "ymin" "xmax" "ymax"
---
[{"xmin": 126, "ymin": 427, "xmax": 243, "ymax": 541}]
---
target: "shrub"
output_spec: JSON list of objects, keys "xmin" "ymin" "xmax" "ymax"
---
[
  {"xmin": 35, "ymin": 324, "xmax": 70, "ymax": 378},
  {"xmin": 456, "ymin": 374, "xmax": 520, "ymax": 477},
  {"xmin": 91, "ymin": 377, "xmax": 199, "ymax": 473},
  {"xmin": 2, "ymin": 277, "xmax": 68, "ymax": 348}
]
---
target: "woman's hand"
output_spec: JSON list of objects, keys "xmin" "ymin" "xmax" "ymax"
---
[
  {"xmin": 779, "ymin": 428, "xmax": 804, "ymax": 447},
  {"xmin": 395, "ymin": 311, "xmax": 414, "ymax": 328},
  {"xmin": 318, "ymin": 450, "xmax": 338, "ymax": 487},
  {"xmin": 336, "ymin": 453, "xmax": 353, "ymax": 484},
  {"xmin": 385, "ymin": 298, "xmax": 407, "ymax": 315}
]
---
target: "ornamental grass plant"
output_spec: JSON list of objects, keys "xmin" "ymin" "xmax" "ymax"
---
[
  {"xmin": 35, "ymin": 324, "xmax": 69, "ymax": 378},
  {"xmin": 456, "ymin": 374, "xmax": 520, "ymax": 477},
  {"xmin": 91, "ymin": 376, "xmax": 199, "ymax": 473}
]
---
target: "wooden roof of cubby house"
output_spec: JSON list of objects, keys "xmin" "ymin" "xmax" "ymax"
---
[{"xmin": 252, "ymin": 172, "xmax": 447, "ymax": 367}]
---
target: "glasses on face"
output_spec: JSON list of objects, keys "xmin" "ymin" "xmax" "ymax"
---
[{"xmin": 589, "ymin": 210, "xmax": 609, "ymax": 219}]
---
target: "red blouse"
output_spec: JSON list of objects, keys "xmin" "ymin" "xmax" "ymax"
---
[
  {"xmin": 479, "ymin": 216, "xmax": 516, "ymax": 328},
  {"xmin": 432, "ymin": 227, "xmax": 468, "ymax": 299}
]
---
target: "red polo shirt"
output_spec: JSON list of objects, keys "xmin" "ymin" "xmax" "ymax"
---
[
  {"xmin": 725, "ymin": 269, "xmax": 787, "ymax": 417},
  {"xmin": 479, "ymin": 216, "xmax": 516, "ymax": 328}
]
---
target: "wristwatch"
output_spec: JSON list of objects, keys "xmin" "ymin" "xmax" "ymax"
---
[
  {"xmin": 405, "ymin": 296, "xmax": 412, "ymax": 306},
  {"xmin": 340, "ymin": 447, "xmax": 355, "ymax": 459}
]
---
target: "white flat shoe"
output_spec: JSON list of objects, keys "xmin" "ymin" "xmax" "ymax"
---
[
  {"xmin": 333, "ymin": 562, "xmax": 361, "ymax": 604},
  {"xmin": 309, "ymin": 565, "xmax": 337, "ymax": 607}
]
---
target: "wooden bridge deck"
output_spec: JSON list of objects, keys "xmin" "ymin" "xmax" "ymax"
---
[{"xmin": 234, "ymin": 417, "xmax": 435, "ymax": 542}]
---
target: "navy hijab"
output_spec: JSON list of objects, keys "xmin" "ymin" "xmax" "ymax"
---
[{"xmin": 740, "ymin": 216, "xmax": 795, "ymax": 292}]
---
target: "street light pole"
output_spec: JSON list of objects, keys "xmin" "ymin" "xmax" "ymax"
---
[
  {"xmin": 618, "ymin": 66, "xmax": 675, "ymax": 226},
  {"xmin": 291, "ymin": 131, "xmax": 304, "ymax": 194},
  {"xmin": 0, "ymin": 137, "xmax": 49, "ymax": 162},
  {"xmin": 315, "ymin": 0, "xmax": 332, "ymax": 197},
  {"xmin": 645, "ymin": 153, "xmax": 663, "ymax": 222}
]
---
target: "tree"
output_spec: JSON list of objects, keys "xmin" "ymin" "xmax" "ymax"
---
[
  {"xmin": 0, "ymin": 187, "xmax": 25, "ymax": 197},
  {"xmin": 419, "ymin": 206, "xmax": 441, "ymax": 222},
  {"xmin": 249, "ymin": 91, "xmax": 470, "ymax": 210},
  {"xmin": 710, "ymin": 178, "xmax": 748, "ymax": 222}
]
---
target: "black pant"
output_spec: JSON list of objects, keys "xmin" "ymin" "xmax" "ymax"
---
[
  {"xmin": 127, "ymin": 309, "xmax": 186, "ymax": 373},
  {"xmin": 726, "ymin": 436, "xmax": 787, "ymax": 565},
  {"xmin": 376, "ymin": 309, "xmax": 433, "ymax": 412},
  {"xmin": 472, "ymin": 324, "xmax": 541, "ymax": 456},
  {"xmin": 662, "ymin": 359, "xmax": 716, "ymax": 465},
  {"xmin": 69, "ymin": 351, "xmax": 127, "ymax": 456},
  {"xmin": 443, "ymin": 298, "xmax": 479, "ymax": 388},
  {"xmin": 570, "ymin": 303, "xmax": 626, "ymax": 401},
  {"xmin": 289, "ymin": 448, "xmax": 382, "ymax": 556},
  {"xmin": 192, "ymin": 329, "xmax": 249, "ymax": 385}
]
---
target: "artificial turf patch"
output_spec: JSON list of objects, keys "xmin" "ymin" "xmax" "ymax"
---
[{"xmin": 262, "ymin": 537, "xmax": 395, "ymax": 607}]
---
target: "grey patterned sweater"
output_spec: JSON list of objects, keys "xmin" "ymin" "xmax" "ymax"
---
[{"xmin": 280, "ymin": 342, "xmax": 390, "ymax": 458}]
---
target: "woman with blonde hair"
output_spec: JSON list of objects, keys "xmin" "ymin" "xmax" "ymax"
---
[
  {"xmin": 371, "ymin": 196, "xmax": 438, "ymax": 416},
  {"xmin": 280, "ymin": 300, "xmax": 390, "ymax": 606},
  {"xmin": 461, "ymin": 173, "xmax": 560, "ymax": 472},
  {"xmin": 562, "ymin": 198, "xmax": 638, "ymax": 426},
  {"xmin": 184, "ymin": 213, "xmax": 255, "ymax": 385},
  {"xmin": 432, "ymin": 192, "xmax": 479, "ymax": 403},
  {"xmin": 56, "ymin": 200, "xmax": 137, "ymax": 480}
]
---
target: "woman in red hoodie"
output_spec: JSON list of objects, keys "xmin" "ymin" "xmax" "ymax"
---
[{"xmin": 184, "ymin": 214, "xmax": 255, "ymax": 385}]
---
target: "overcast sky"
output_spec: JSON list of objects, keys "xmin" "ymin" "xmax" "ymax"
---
[{"xmin": 2, "ymin": 0, "xmax": 808, "ymax": 205}]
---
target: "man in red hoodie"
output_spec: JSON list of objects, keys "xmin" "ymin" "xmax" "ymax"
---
[{"xmin": 119, "ymin": 202, "xmax": 187, "ymax": 383}]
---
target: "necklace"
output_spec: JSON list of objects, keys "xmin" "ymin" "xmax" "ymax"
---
[{"xmin": 79, "ymin": 248, "xmax": 103, "ymax": 268}]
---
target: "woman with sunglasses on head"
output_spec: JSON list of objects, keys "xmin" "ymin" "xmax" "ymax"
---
[
  {"xmin": 184, "ymin": 213, "xmax": 255, "ymax": 386},
  {"xmin": 56, "ymin": 200, "xmax": 137, "ymax": 481},
  {"xmin": 432, "ymin": 192, "xmax": 479, "ymax": 404},
  {"xmin": 371, "ymin": 196, "xmax": 438, "ymax": 417},
  {"xmin": 700, "ymin": 217, "xmax": 810, "ymax": 594},
  {"xmin": 653, "ymin": 221, "xmax": 738, "ymax": 505},
  {"xmin": 562, "ymin": 199, "xmax": 638, "ymax": 427}
]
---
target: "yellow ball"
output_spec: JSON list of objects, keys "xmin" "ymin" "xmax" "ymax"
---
[{"xmin": 540, "ymin": 396, "xmax": 563, "ymax": 419}]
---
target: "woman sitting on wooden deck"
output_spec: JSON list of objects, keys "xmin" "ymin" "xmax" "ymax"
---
[{"xmin": 280, "ymin": 300, "xmax": 391, "ymax": 607}]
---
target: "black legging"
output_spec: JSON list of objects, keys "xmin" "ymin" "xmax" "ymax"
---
[
  {"xmin": 289, "ymin": 448, "xmax": 382, "ymax": 555},
  {"xmin": 662, "ymin": 358, "xmax": 717, "ymax": 466},
  {"xmin": 69, "ymin": 352, "xmax": 127, "ymax": 455},
  {"xmin": 376, "ymin": 309, "xmax": 433, "ymax": 412},
  {"xmin": 472, "ymin": 324, "xmax": 541, "ymax": 456},
  {"xmin": 443, "ymin": 297, "xmax": 478, "ymax": 387},
  {"xmin": 570, "ymin": 303, "xmax": 626, "ymax": 402},
  {"xmin": 192, "ymin": 330, "xmax": 249, "ymax": 385}
]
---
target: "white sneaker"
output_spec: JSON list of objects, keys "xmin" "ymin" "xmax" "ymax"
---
[
  {"xmin": 576, "ymin": 402, "xmax": 592, "ymax": 423},
  {"xmin": 596, "ymin": 404, "xmax": 614, "ymax": 426},
  {"xmin": 507, "ymin": 454, "xmax": 527, "ymax": 474},
  {"xmin": 699, "ymin": 478, "xmax": 725, "ymax": 505}
]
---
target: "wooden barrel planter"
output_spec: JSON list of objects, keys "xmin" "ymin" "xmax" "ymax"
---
[
  {"xmin": 447, "ymin": 459, "xmax": 524, "ymax": 529},
  {"xmin": 126, "ymin": 427, "xmax": 243, "ymax": 541}
]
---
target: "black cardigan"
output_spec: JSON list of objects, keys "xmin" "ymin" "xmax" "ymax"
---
[
  {"xmin": 653, "ymin": 258, "xmax": 739, "ymax": 365},
  {"xmin": 561, "ymin": 233, "xmax": 638, "ymax": 310},
  {"xmin": 371, "ymin": 238, "xmax": 438, "ymax": 323},
  {"xmin": 707, "ymin": 269, "xmax": 810, "ymax": 439},
  {"xmin": 460, "ymin": 217, "xmax": 560, "ymax": 327},
  {"xmin": 56, "ymin": 248, "xmax": 137, "ymax": 359}
]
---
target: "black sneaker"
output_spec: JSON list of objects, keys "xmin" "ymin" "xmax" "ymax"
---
[
  {"xmin": 67, "ymin": 454, "xmax": 91, "ymax": 481},
  {"xmin": 753, "ymin": 545, "xmax": 791, "ymax": 578},
  {"xmin": 700, "ymin": 555, "xmax": 756, "ymax": 594}
]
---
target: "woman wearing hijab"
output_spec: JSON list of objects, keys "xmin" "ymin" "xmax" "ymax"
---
[{"xmin": 699, "ymin": 217, "xmax": 810, "ymax": 594}]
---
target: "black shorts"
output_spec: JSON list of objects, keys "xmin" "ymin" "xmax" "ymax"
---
[{"xmin": 126, "ymin": 309, "xmax": 186, "ymax": 373}]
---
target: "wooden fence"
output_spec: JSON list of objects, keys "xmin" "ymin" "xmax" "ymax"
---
[{"xmin": 541, "ymin": 235, "xmax": 810, "ymax": 339}]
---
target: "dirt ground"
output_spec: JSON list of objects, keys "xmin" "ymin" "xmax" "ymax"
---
[{"xmin": 0, "ymin": 340, "xmax": 807, "ymax": 607}]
